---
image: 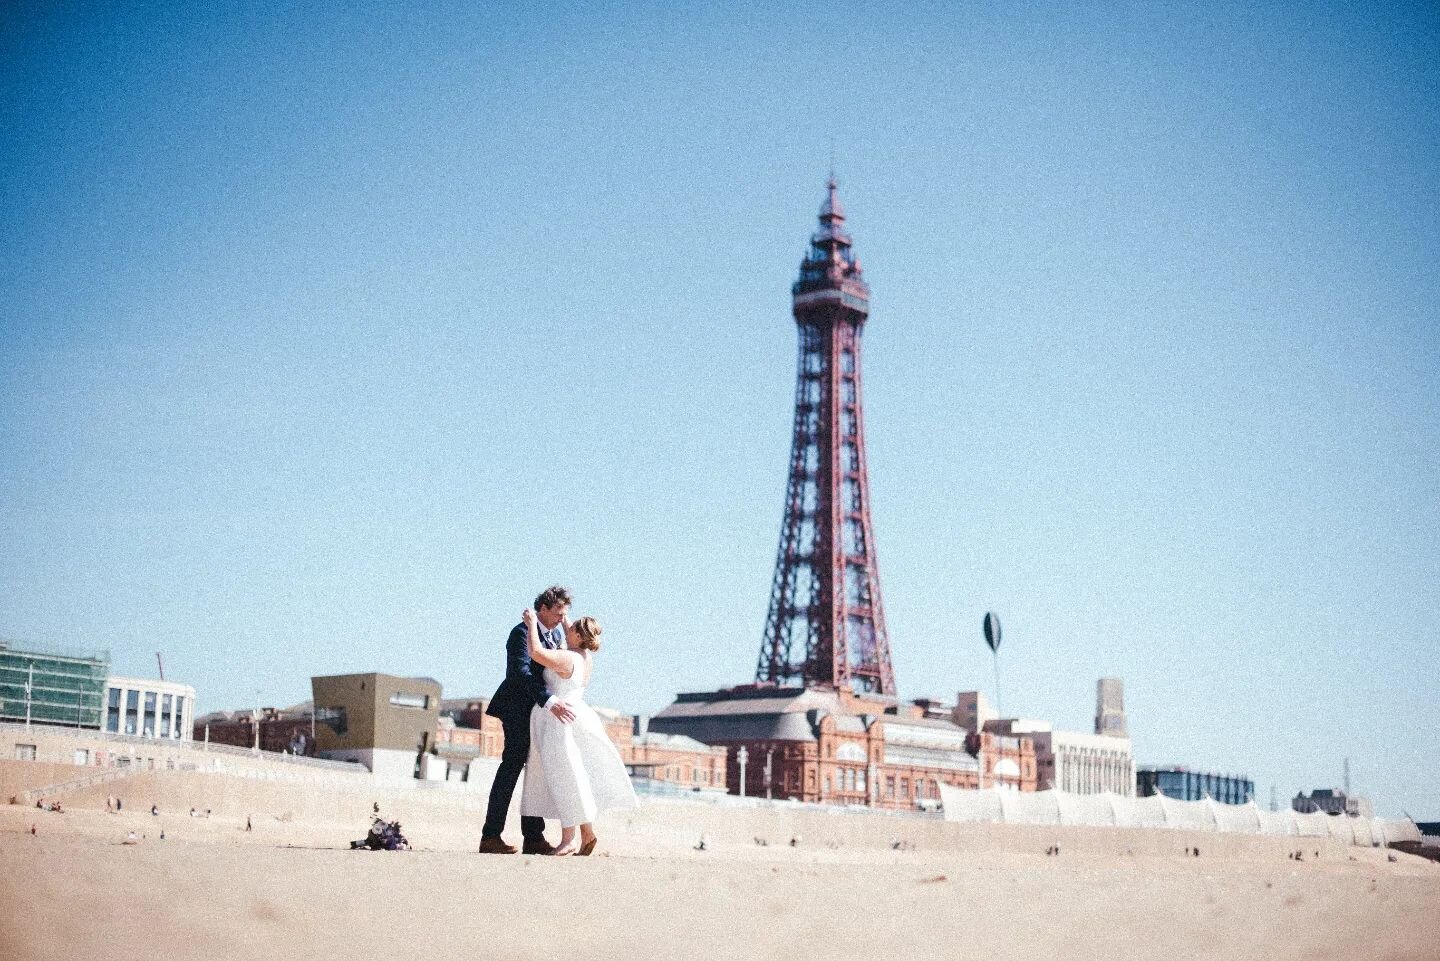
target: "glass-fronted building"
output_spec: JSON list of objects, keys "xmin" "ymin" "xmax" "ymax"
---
[
  {"xmin": 104, "ymin": 676, "xmax": 195, "ymax": 740},
  {"xmin": 1137, "ymin": 766, "xmax": 1253, "ymax": 805},
  {"xmin": 0, "ymin": 641, "xmax": 109, "ymax": 728}
]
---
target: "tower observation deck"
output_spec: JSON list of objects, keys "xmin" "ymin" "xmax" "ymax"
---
[{"xmin": 756, "ymin": 179, "xmax": 896, "ymax": 697}]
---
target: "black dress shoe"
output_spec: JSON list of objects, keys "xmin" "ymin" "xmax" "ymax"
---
[{"xmin": 522, "ymin": 838, "xmax": 557, "ymax": 856}]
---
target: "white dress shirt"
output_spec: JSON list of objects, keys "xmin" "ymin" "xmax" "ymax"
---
[{"xmin": 540, "ymin": 622, "xmax": 564, "ymax": 711}]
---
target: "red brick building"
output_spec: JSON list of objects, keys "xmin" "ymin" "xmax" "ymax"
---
[
  {"xmin": 194, "ymin": 705, "xmax": 319, "ymax": 756},
  {"xmin": 649, "ymin": 686, "xmax": 1035, "ymax": 809},
  {"xmin": 627, "ymin": 724, "xmax": 728, "ymax": 792},
  {"xmin": 434, "ymin": 697, "xmax": 727, "ymax": 793},
  {"xmin": 436, "ymin": 698, "xmax": 505, "ymax": 759}
]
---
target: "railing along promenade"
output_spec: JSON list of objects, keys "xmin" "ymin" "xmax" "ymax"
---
[
  {"xmin": 2, "ymin": 719, "xmax": 378, "ymax": 801},
  {"xmin": 14, "ymin": 767, "xmax": 139, "ymax": 806},
  {"xmin": 0, "ymin": 719, "xmax": 363, "ymax": 773}
]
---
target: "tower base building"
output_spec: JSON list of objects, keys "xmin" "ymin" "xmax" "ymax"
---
[{"xmin": 650, "ymin": 686, "xmax": 1036, "ymax": 809}]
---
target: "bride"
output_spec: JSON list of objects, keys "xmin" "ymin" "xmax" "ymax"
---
[{"xmin": 519, "ymin": 607, "xmax": 638, "ymax": 855}]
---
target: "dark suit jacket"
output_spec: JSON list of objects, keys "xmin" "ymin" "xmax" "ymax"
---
[{"xmin": 486, "ymin": 622, "xmax": 555, "ymax": 721}]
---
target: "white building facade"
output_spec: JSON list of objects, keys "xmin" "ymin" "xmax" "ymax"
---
[
  {"xmin": 1032, "ymin": 729, "xmax": 1134, "ymax": 796},
  {"xmin": 104, "ymin": 676, "xmax": 195, "ymax": 741}
]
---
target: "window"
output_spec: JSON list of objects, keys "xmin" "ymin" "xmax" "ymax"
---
[
  {"xmin": 143, "ymin": 691, "xmax": 157, "ymax": 737},
  {"xmin": 886, "ymin": 776, "xmax": 895, "ymax": 799},
  {"xmin": 173, "ymin": 696, "xmax": 185, "ymax": 737},
  {"xmin": 15, "ymin": 744, "xmax": 37, "ymax": 761},
  {"xmin": 900, "ymin": 777, "xmax": 909, "ymax": 797},
  {"xmin": 125, "ymin": 690, "xmax": 139, "ymax": 735},
  {"xmin": 389, "ymin": 692, "xmax": 429, "ymax": 709},
  {"xmin": 106, "ymin": 689, "xmax": 121, "ymax": 733},
  {"xmin": 316, "ymin": 707, "xmax": 348, "ymax": 736}
]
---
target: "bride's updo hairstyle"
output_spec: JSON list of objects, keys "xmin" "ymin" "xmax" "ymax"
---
[{"xmin": 573, "ymin": 616, "xmax": 603, "ymax": 652}]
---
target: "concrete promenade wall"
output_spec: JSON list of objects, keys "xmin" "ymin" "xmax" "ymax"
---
[
  {"xmin": 1, "ymin": 714, "xmax": 1402, "ymax": 864},
  {"xmin": 2, "ymin": 758, "xmax": 1363, "ymax": 864},
  {"xmin": 0, "ymin": 721, "xmax": 367, "ymax": 781},
  {"xmin": 1, "ymin": 761, "xmax": 81, "ymax": 804}
]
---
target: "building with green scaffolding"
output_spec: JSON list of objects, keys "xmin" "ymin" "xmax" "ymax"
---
[{"xmin": 0, "ymin": 640, "xmax": 109, "ymax": 729}]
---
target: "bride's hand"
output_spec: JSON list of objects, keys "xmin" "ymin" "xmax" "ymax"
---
[{"xmin": 522, "ymin": 608, "xmax": 537, "ymax": 628}]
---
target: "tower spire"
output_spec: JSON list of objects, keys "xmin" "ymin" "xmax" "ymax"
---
[{"xmin": 756, "ymin": 180, "xmax": 895, "ymax": 697}]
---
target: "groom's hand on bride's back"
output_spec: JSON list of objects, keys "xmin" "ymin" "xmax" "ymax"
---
[{"xmin": 550, "ymin": 702, "xmax": 577, "ymax": 724}]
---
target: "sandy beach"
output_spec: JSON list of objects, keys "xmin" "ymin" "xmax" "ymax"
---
[{"xmin": 1, "ymin": 763, "xmax": 1436, "ymax": 961}]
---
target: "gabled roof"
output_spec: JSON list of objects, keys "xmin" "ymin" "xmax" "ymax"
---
[
  {"xmin": 649, "ymin": 711, "xmax": 819, "ymax": 744},
  {"xmin": 655, "ymin": 687, "xmax": 840, "ymax": 719}
]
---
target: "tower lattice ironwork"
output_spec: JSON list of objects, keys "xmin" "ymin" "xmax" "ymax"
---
[{"xmin": 756, "ymin": 179, "xmax": 896, "ymax": 697}]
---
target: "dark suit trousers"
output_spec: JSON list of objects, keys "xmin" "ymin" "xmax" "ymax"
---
[{"xmin": 482, "ymin": 709, "xmax": 546, "ymax": 841}]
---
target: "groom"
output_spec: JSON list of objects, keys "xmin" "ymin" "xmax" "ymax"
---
[{"xmin": 478, "ymin": 584, "xmax": 578, "ymax": 855}]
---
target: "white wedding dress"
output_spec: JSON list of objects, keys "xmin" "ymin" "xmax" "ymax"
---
[{"xmin": 520, "ymin": 650, "xmax": 638, "ymax": 826}]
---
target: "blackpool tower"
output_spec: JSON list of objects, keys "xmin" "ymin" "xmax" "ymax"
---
[{"xmin": 756, "ymin": 179, "xmax": 896, "ymax": 697}]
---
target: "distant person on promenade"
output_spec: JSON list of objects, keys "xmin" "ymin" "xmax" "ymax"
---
[
  {"xmin": 518, "ymin": 607, "xmax": 637, "ymax": 856},
  {"xmin": 479, "ymin": 585, "xmax": 577, "ymax": 855}
]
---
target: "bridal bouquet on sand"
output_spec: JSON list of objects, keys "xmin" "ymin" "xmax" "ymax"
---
[{"xmin": 351, "ymin": 814, "xmax": 410, "ymax": 851}]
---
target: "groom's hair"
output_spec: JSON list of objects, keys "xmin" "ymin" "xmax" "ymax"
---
[{"xmin": 534, "ymin": 585, "xmax": 573, "ymax": 612}]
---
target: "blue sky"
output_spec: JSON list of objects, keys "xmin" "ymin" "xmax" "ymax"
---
[{"xmin": 1, "ymin": 1, "xmax": 1435, "ymax": 817}]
